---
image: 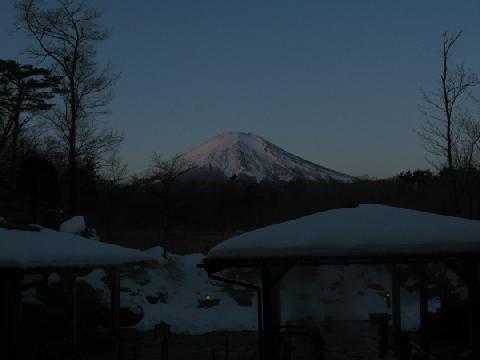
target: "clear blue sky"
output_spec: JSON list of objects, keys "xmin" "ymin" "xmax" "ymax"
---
[{"xmin": 1, "ymin": 0, "xmax": 480, "ymax": 178}]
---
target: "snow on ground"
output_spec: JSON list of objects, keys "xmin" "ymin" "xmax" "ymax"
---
[
  {"xmin": 281, "ymin": 265, "xmax": 442, "ymax": 330},
  {"xmin": 282, "ymin": 265, "xmax": 390, "ymax": 323},
  {"xmin": 22, "ymin": 288, "xmax": 42, "ymax": 305},
  {"xmin": 48, "ymin": 272, "xmax": 62, "ymax": 284},
  {"xmin": 79, "ymin": 269, "xmax": 112, "ymax": 305},
  {"xmin": 133, "ymin": 248, "xmax": 257, "ymax": 333},
  {"xmin": 81, "ymin": 247, "xmax": 257, "ymax": 334},
  {"xmin": 78, "ymin": 246, "xmax": 446, "ymax": 334}
]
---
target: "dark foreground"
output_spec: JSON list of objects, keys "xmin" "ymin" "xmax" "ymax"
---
[{"xmin": 84, "ymin": 321, "xmax": 467, "ymax": 360}]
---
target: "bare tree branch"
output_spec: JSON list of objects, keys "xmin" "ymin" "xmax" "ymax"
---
[{"xmin": 15, "ymin": 0, "xmax": 118, "ymax": 213}]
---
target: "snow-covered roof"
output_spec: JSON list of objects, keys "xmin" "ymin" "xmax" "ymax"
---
[
  {"xmin": 204, "ymin": 205, "xmax": 480, "ymax": 268},
  {"xmin": 0, "ymin": 226, "xmax": 149, "ymax": 269}
]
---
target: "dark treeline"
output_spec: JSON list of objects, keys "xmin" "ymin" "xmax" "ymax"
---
[
  {"xmin": 91, "ymin": 169, "xmax": 480, "ymax": 251},
  {"xmin": 2, "ymin": 167, "xmax": 473, "ymax": 253}
]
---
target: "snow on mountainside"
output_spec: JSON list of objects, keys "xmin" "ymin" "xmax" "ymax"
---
[{"xmin": 180, "ymin": 132, "xmax": 353, "ymax": 182}]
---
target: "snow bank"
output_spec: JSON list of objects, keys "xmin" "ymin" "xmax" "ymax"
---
[{"xmin": 207, "ymin": 204, "xmax": 480, "ymax": 260}]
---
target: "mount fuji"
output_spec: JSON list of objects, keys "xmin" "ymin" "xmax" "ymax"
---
[{"xmin": 179, "ymin": 132, "xmax": 353, "ymax": 183}]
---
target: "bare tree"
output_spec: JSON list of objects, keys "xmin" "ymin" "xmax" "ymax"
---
[
  {"xmin": 418, "ymin": 31, "xmax": 480, "ymax": 214},
  {"xmin": 102, "ymin": 148, "xmax": 128, "ymax": 186},
  {"xmin": 148, "ymin": 154, "xmax": 194, "ymax": 258},
  {"xmin": 149, "ymin": 153, "xmax": 193, "ymax": 187},
  {"xmin": 454, "ymin": 110, "xmax": 480, "ymax": 170},
  {"xmin": 101, "ymin": 148, "xmax": 128, "ymax": 243},
  {"xmin": 44, "ymin": 106, "xmax": 123, "ymax": 172},
  {"xmin": 15, "ymin": 0, "xmax": 119, "ymax": 214},
  {"xmin": 419, "ymin": 30, "xmax": 480, "ymax": 170}
]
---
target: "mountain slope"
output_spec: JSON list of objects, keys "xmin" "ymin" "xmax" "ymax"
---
[{"xmin": 180, "ymin": 132, "xmax": 353, "ymax": 182}]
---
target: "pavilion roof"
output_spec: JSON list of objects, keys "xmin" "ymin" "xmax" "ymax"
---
[
  {"xmin": 0, "ymin": 225, "xmax": 149, "ymax": 270},
  {"xmin": 202, "ymin": 204, "xmax": 480, "ymax": 272}
]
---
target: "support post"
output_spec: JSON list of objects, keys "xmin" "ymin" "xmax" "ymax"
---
[
  {"xmin": 418, "ymin": 264, "xmax": 428, "ymax": 347},
  {"xmin": 71, "ymin": 274, "xmax": 78, "ymax": 356},
  {"xmin": 257, "ymin": 285, "xmax": 263, "ymax": 360},
  {"xmin": 262, "ymin": 267, "xmax": 274, "ymax": 360},
  {"xmin": 4, "ymin": 271, "xmax": 23, "ymax": 360},
  {"xmin": 391, "ymin": 265, "xmax": 402, "ymax": 359},
  {"xmin": 261, "ymin": 267, "xmax": 285, "ymax": 360},
  {"xmin": 465, "ymin": 261, "xmax": 480, "ymax": 358},
  {"xmin": 109, "ymin": 268, "xmax": 121, "ymax": 339},
  {"xmin": 0, "ymin": 276, "xmax": 11, "ymax": 359},
  {"xmin": 207, "ymin": 272, "xmax": 263, "ymax": 360}
]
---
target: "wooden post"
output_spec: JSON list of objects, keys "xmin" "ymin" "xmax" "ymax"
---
[
  {"xmin": 257, "ymin": 284, "xmax": 263, "ymax": 360},
  {"xmin": 391, "ymin": 265, "xmax": 402, "ymax": 359},
  {"xmin": 109, "ymin": 269, "xmax": 120, "ymax": 339},
  {"xmin": 4, "ymin": 271, "xmax": 23, "ymax": 360},
  {"xmin": 261, "ymin": 267, "xmax": 285, "ymax": 360},
  {"xmin": 71, "ymin": 274, "xmax": 78, "ymax": 356},
  {"xmin": 271, "ymin": 278, "xmax": 282, "ymax": 331},
  {"xmin": 262, "ymin": 267, "xmax": 274, "ymax": 360},
  {"xmin": 164, "ymin": 336, "xmax": 169, "ymax": 360},
  {"xmin": 418, "ymin": 264, "xmax": 428, "ymax": 347},
  {"xmin": 225, "ymin": 334, "xmax": 229, "ymax": 360},
  {"xmin": 0, "ymin": 276, "xmax": 10, "ymax": 359},
  {"xmin": 465, "ymin": 261, "xmax": 480, "ymax": 358}
]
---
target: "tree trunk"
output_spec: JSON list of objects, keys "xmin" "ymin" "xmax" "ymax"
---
[
  {"xmin": 8, "ymin": 93, "xmax": 22, "ymax": 191},
  {"xmin": 162, "ymin": 183, "xmax": 170, "ymax": 258},
  {"xmin": 162, "ymin": 223, "xmax": 169, "ymax": 259},
  {"xmin": 441, "ymin": 47, "xmax": 461, "ymax": 215},
  {"xmin": 67, "ymin": 79, "xmax": 78, "ymax": 216},
  {"xmin": 442, "ymin": 38, "xmax": 454, "ymax": 171}
]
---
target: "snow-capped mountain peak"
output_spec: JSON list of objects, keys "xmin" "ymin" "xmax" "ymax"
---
[{"xmin": 180, "ymin": 132, "xmax": 353, "ymax": 182}]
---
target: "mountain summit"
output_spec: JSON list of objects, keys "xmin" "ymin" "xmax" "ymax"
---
[{"xmin": 180, "ymin": 132, "xmax": 353, "ymax": 182}]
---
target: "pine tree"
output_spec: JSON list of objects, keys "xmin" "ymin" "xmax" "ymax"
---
[{"xmin": 0, "ymin": 59, "xmax": 60, "ymax": 189}]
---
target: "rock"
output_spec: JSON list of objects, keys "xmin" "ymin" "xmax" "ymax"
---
[
  {"xmin": 198, "ymin": 297, "xmax": 220, "ymax": 308},
  {"xmin": 120, "ymin": 306, "xmax": 143, "ymax": 326},
  {"xmin": 60, "ymin": 216, "xmax": 86, "ymax": 234},
  {"xmin": 231, "ymin": 290, "xmax": 253, "ymax": 306},
  {"xmin": 157, "ymin": 291, "xmax": 168, "ymax": 303},
  {"xmin": 146, "ymin": 295, "xmax": 158, "ymax": 304},
  {"xmin": 126, "ymin": 266, "xmax": 150, "ymax": 285}
]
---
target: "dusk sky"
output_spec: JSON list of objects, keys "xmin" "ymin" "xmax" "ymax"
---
[{"xmin": 2, "ymin": 0, "xmax": 480, "ymax": 178}]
